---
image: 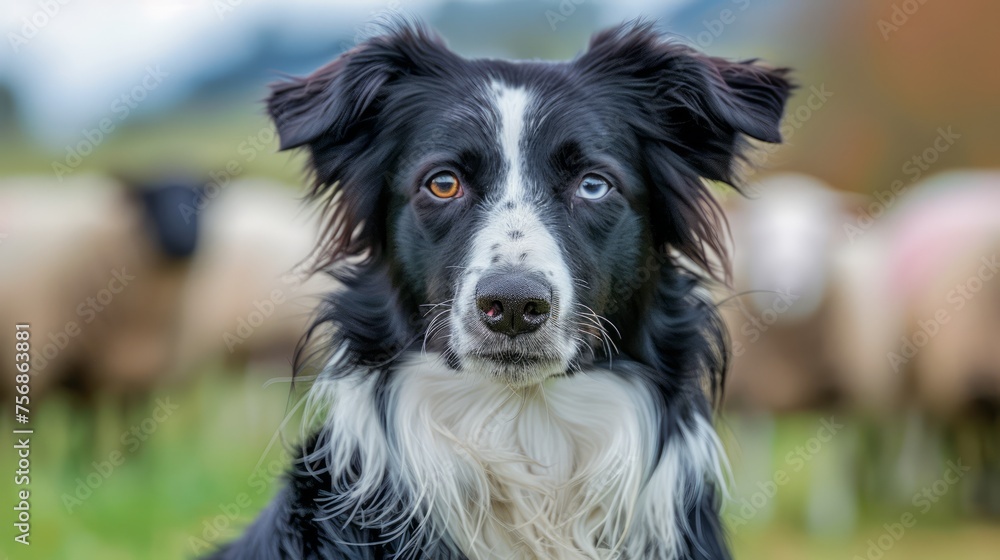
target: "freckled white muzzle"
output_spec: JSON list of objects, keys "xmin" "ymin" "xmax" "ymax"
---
[
  {"xmin": 447, "ymin": 85, "xmax": 577, "ymax": 386},
  {"xmin": 449, "ymin": 199, "xmax": 578, "ymax": 386}
]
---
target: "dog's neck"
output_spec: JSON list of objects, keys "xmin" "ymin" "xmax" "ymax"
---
[
  {"xmin": 391, "ymin": 356, "xmax": 654, "ymax": 559},
  {"xmin": 309, "ymin": 352, "xmax": 726, "ymax": 559}
]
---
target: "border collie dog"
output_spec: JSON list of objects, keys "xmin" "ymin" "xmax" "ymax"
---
[{"xmin": 212, "ymin": 21, "xmax": 790, "ymax": 560}]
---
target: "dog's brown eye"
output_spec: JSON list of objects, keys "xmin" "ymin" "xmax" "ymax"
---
[{"xmin": 427, "ymin": 172, "xmax": 462, "ymax": 199}]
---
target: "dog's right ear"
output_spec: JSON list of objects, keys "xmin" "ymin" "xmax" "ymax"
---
[
  {"xmin": 267, "ymin": 44, "xmax": 380, "ymax": 151},
  {"xmin": 267, "ymin": 23, "xmax": 454, "ymax": 264},
  {"xmin": 268, "ymin": 23, "xmax": 449, "ymax": 150}
]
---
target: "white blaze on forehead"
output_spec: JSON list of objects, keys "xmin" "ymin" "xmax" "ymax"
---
[
  {"xmin": 445, "ymin": 82, "xmax": 578, "ymax": 379},
  {"xmin": 492, "ymin": 83, "xmax": 531, "ymax": 201}
]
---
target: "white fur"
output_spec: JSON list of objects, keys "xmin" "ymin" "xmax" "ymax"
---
[
  {"xmin": 303, "ymin": 346, "xmax": 391, "ymax": 519},
  {"xmin": 311, "ymin": 352, "xmax": 727, "ymax": 559},
  {"xmin": 451, "ymin": 84, "xmax": 578, "ymax": 384},
  {"xmin": 493, "ymin": 84, "xmax": 531, "ymax": 201},
  {"xmin": 305, "ymin": 84, "xmax": 728, "ymax": 558},
  {"xmin": 629, "ymin": 414, "xmax": 730, "ymax": 559}
]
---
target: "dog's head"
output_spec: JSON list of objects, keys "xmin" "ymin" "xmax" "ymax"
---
[{"xmin": 271, "ymin": 21, "xmax": 791, "ymax": 386}]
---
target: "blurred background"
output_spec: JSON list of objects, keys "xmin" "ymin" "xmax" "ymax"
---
[{"xmin": 1, "ymin": 0, "xmax": 999, "ymax": 558}]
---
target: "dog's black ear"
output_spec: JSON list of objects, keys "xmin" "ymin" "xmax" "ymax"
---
[
  {"xmin": 576, "ymin": 21, "xmax": 793, "ymax": 183},
  {"xmin": 267, "ymin": 44, "xmax": 384, "ymax": 151},
  {"xmin": 267, "ymin": 22, "xmax": 455, "ymax": 265},
  {"xmin": 268, "ymin": 22, "xmax": 451, "ymax": 150},
  {"xmin": 575, "ymin": 21, "xmax": 793, "ymax": 279}
]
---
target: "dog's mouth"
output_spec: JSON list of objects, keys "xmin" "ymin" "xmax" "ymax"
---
[
  {"xmin": 462, "ymin": 349, "xmax": 567, "ymax": 386},
  {"xmin": 473, "ymin": 351, "xmax": 552, "ymax": 366}
]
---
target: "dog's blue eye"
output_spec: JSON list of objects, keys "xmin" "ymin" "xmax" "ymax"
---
[{"xmin": 576, "ymin": 175, "xmax": 610, "ymax": 200}]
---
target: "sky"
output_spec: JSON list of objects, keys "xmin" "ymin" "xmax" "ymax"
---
[{"xmin": 1, "ymin": 0, "xmax": 692, "ymax": 143}]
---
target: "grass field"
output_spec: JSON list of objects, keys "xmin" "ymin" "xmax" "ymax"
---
[{"xmin": 3, "ymin": 369, "xmax": 999, "ymax": 559}]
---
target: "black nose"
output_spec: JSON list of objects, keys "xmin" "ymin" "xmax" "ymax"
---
[{"xmin": 475, "ymin": 273, "xmax": 552, "ymax": 337}]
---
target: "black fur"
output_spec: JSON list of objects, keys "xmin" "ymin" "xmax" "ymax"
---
[{"xmin": 210, "ymin": 19, "xmax": 791, "ymax": 560}]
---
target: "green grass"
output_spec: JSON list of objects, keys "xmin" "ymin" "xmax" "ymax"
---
[
  {"xmin": 3, "ymin": 371, "xmax": 998, "ymax": 559},
  {"xmin": 2, "ymin": 370, "xmax": 300, "ymax": 559},
  {"xmin": 0, "ymin": 100, "xmax": 309, "ymax": 185}
]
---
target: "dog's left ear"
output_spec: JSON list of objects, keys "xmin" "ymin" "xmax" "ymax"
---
[
  {"xmin": 576, "ymin": 21, "xmax": 792, "ymax": 183},
  {"xmin": 576, "ymin": 22, "xmax": 793, "ymax": 277}
]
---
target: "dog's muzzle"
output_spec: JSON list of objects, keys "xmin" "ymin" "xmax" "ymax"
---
[{"xmin": 475, "ymin": 272, "xmax": 552, "ymax": 337}]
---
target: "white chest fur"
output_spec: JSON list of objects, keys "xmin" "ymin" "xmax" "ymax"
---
[
  {"xmin": 311, "ymin": 353, "xmax": 726, "ymax": 560},
  {"xmin": 390, "ymin": 357, "xmax": 654, "ymax": 559}
]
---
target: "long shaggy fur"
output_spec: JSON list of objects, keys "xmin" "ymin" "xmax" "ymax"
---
[{"xmin": 210, "ymin": 19, "xmax": 791, "ymax": 560}]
